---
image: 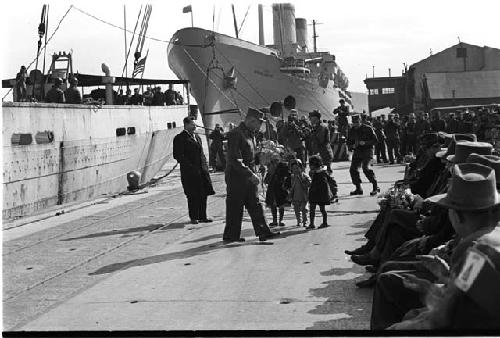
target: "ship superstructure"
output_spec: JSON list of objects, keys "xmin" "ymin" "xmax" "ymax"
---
[{"xmin": 168, "ymin": 3, "xmax": 352, "ymax": 131}]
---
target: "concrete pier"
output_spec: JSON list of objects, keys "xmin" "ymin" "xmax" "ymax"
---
[{"xmin": 3, "ymin": 162, "xmax": 406, "ymax": 331}]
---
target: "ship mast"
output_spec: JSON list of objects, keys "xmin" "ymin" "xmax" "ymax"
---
[
  {"xmin": 312, "ymin": 20, "xmax": 318, "ymax": 53},
  {"xmin": 231, "ymin": 4, "xmax": 239, "ymax": 38}
]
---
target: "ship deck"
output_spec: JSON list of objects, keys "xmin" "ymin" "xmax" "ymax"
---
[{"xmin": 3, "ymin": 161, "xmax": 406, "ymax": 331}]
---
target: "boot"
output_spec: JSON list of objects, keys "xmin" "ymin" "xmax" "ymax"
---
[
  {"xmin": 350, "ymin": 185, "xmax": 363, "ymax": 195},
  {"xmin": 370, "ymin": 182, "xmax": 380, "ymax": 196}
]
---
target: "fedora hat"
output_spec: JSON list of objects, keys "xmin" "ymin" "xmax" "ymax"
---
[
  {"xmin": 467, "ymin": 153, "xmax": 500, "ymax": 188},
  {"xmin": 247, "ymin": 107, "xmax": 265, "ymax": 122},
  {"xmin": 436, "ymin": 134, "xmax": 478, "ymax": 158},
  {"xmin": 427, "ymin": 163, "xmax": 500, "ymax": 210},
  {"xmin": 447, "ymin": 141, "xmax": 493, "ymax": 163}
]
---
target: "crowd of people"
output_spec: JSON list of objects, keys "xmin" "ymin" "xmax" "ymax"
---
[
  {"xmin": 344, "ymin": 130, "xmax": 500, "ymax": 329},
  {"xmin": 173, "ymin": 95, "xmax": 500, "ymax": 329}
]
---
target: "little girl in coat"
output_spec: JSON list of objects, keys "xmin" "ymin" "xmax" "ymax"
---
[
  {"xmin": 288, "ymin": 159, "xmax": 311, "ymax": 227},
  {"xmin": 307, "ymin": 155, "xmax": 333, "ymax": 229},
  {"xmin": 265, "ymin": 158, "xmax": 291, "ymax": 227}
]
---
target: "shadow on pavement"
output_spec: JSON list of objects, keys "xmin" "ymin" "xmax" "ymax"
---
[
  {"xmin": 61, "ymin": 222, "xmax": 188, "ymax": 241},
  {"xmin": 89, "ymin": 228, "xmax": 310, "ymax": 275},
  {"xmin": 306, "ymin": 265, "xmax": 373, "ymax": 330}
]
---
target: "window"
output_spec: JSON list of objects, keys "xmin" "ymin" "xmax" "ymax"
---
[
  {"xmin": 382, "ymin": 88, "xmax": 395, "ymax": 94},
  {"xmin": 369, "ymin": 89, "xmax": 379, "ymax": 95}
]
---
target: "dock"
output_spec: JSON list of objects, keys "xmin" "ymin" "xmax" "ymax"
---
[{"xmin": 3, "ymin": 161, "xmax": 406, "ymax": 331}]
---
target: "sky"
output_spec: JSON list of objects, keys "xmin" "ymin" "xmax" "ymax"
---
[{"xmin": 2, "ymin": 0, "xmax": 500, "ymax": 98}]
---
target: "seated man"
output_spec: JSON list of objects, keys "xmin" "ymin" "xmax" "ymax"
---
[{"xmin": 373, "ymin": 161, "xmax": 500, "ymax": 329}]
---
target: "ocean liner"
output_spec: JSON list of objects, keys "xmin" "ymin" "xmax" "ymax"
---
[{"xmin": 168, "ymin": 3, "xmax": 355, "ymax": 131}]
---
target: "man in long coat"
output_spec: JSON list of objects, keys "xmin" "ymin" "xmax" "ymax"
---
[
  {"xmin": 308, "ymin": 110, "xmax": 334, "ymax": 173},
  {"xmin": 173, "ymin": 116, "xmax": 215, "ymax": 224}
]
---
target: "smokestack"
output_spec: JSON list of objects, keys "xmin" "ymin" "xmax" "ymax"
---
[
  {"xmin": 272, "ymin": 3, "xmax": 296, "ymax": 54},
  {"xmin": 295, "ymin": 18, "xmax": 308, "ymax": 51},
  {"xmin": 258, "ymin": 4, "xmax": 264, "ymax": 45}
]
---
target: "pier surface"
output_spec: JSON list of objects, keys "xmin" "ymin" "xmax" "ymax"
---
[{"xmin": 3, "ymin": 162, "xmax": 405, "ymax": 331}]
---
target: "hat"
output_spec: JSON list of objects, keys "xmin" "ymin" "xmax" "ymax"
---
[
  {"xmin": 436, "ymin": 134, "xmax": 478, "ymax": 159},
  {"xmin": 339, "ymin": 99, "xmax": 345, "ymax": 103},
  {"xmin": 54, "ymin": 77, "xmax": 63, "ymax": 85},
  {"xmin": 309, "ymin": 110, "xmax": 321, "ymax": 119},
  {"xmin": 351, "ymin": 114, "xmax": 360, "ymax": 121},
  {"xmin": 427, "ymin": 163, "xmax": 500, "ymax": 210},
  {"xmin": 467, "ymin": 153, "xmax": 500, "ymax": 188},
  {"xmin": 247, "ymin": 107, "xmax": 265, "ymax": 122},
  {"xmin": 447, "ymin": 141, "xmax": 493, "ymax": 163}
]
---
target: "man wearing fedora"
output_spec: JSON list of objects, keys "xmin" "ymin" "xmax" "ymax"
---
[
  {"xmin": 173, "ymin": 116, "xmax": 215, "ymax": 224},
  {"xmin": 223, "ymin": 108, "xmax": 280, "ymax": 242},
  {"xmin": 347, "ymin": 114, "xmax": 379, "ymax": 196},
  {"xmin": 386, "ymin": 162, "xmax": 500, "ymax": 329}
]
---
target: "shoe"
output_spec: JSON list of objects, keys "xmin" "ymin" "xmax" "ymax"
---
[
  {"xmin": 356, "ymin": 276, "xmax": 377, "ymax": 288},
  {"xmin": 223, "ymin": 237, "xmax": 246, "ymax": 243},
  {"xmin": 365, "ymin": 265, "xmax": 378, "ymax": 273},
  {"xmin": 259, "ymin": 231, "xmax": 280, "ymax": 242},
  {"xmin": 318, "ymin": 223, "xmax": 329, "ymax": 229},
  {"xmin": 296, "ymin": 223, "xmax": 301, "ymax": 227},
  {"xmin": 350, "ymin": 189, "xmax": 363, "ymax": 196},
  {"xmin": 351, "ymin": 254, "xmax": 379, "ymax": 266},
  {"xmin": 269, "ymin": 222, "xmax": 278, "ymax": 228},
  {"xmin": 279, "ymin": 222, "xmax": 285, "ymax": 227},
  {"xmin": 345, "ymin": 245, "xmax": 371, "ymax": 256},
  {"xmin": 389, "ymin": 161, "xmax": 395, "ymax": 165},
  {"xmin": 370, "ymin": 187, "xmax": 380, "ymax": 196},
  {"xmin": 198, "ymin": 218, "xmax": 213, "ymax": 223},
  {"xmin": 332, "ymin": 195, "xmax": 339, "ymax": 203},
  {"xmin": 306, "ymin": 224, "xmax": 316, "ymax": 229},
  {"xmin": 190, "ymin": 219, "xmax": 199, "ymax": 224}
]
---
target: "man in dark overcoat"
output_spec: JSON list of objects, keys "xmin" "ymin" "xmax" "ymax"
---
[
  {"xmin": 307, "ymin": 110, "xmax": 334, "ymax": 173},
  {"xmin": 223, "ymin": 108, "xmax": 280, "ymax": 242},
  {"xmin": 173, "ymin": 116, "xmax": 215, "ymax": 224}
]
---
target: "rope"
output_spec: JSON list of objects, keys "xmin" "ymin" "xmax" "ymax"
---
[
  {"xmin": 120, "ymin": 5, "xmax": 143, "ymax": 82},
  {"xmin": 72, "ymin": 6, "xmax": 169, "ymax": 43},
  {"xmin": 2, "ymin": 5, "xmax": 73, "ymax": 101}
]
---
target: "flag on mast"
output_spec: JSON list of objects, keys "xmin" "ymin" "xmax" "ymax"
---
[
  {"xmin": 132, "ymin": 50, "xmax": 148, "ymax": 78},
  {"xmin": 182, "ymin": 5, "xmax": 192, "ymax": 13}
]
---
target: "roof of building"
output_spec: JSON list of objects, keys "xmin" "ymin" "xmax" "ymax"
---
[{"xmin": 425, "ymin": 70, "xmax": 500, "ymax": 99}]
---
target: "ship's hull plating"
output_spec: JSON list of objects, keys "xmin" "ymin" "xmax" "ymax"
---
[
  {"xmin": 2, "ymin": 102, "xmax": 188, "ymax": 219},
  {"xmin": 168, "ymin": 27, "xmax": 343, "ymax": 130}
]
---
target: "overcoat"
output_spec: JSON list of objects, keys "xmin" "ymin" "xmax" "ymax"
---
[{"xmin": 173, "ymin": 130, "xmax": 215, "ymax": 197}]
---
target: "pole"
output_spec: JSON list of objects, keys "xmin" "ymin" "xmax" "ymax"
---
[
  {"xmin": 312, "ymin": 20, "xmax": 317, "ymax": 53},
  {"xmin": 372, "ymin": 65, "xmax": 374, "ymax": 78},
  {"xmin": 191, "ymin": 9, "xmax": 193, "ymax": 27},
  {"xmin": 258, "ymin": 4, "xmax": 264, "ymax": 45},
  {"xmin": 123, "ymin": 5, "xmax": 128, "ymax": 78}
]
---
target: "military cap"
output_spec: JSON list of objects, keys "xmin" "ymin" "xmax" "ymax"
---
[
  {"xmin": 247, "ymin": 107, "xmax": 265, "ymax": 121},
  {"xmin": 309, "ymin": 110, "xmax": 321, "ymax": 119},
  {"xmin": 54, "ymin": 77, "xmax": 63, "ymax": 85}
]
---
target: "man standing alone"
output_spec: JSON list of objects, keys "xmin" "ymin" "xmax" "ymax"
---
[
  {"xmin": 347, "ymin": 114, "xmax": 379, "ymax": 196},
  {"xmin": 173, "ymin": 116, "xmax": 215, "ymax": 224},
  {"xmin": 223, "ymin": 108, "xmax": 280, "ymax": 242}
]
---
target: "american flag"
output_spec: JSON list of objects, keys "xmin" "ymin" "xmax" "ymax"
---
[{"xmin": 132, "ymin": 53, "xmax": 148, "ymax": 78}]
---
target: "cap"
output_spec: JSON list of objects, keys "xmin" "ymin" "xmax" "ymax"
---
[
  {"xmin": 247, "ymin": 107, "xmax": 265, "ymax": 122},
  {"xmin": 309, "ymin": 110, "xmax": 321, "ymax": 119}
]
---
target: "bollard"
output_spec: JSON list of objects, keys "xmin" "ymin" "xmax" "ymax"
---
[{"xmin": 127, "ymin": 170, "xmax": 141, "ymax": 191}]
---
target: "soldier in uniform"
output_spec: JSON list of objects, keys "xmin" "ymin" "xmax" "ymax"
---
[
  {"xmin": 208, "ymin": 124, "xmax": 226, "ymax": 172},
  {"xmin": 405, "ymin": 113, "xmax": 418, "ymax": 155},
  {"xmin": 373, "ymin": 116, "xmax": 388, "ymax": 163},
  {"xmin": 223, "ymin": 108, "xmax": 280, "ymax": 243},
  {"xmin": 415, "ymin": 112, "xmax": 432, "ymax": 148},
  {"xmin": 45, "ymin": 77, "xmax": 65, "ymax": 103},
  {"xmin": 333, "ymin": 99, "xmax": 350, "ymax": 138},
  {"xmin": 347, "ymin": 114, "xmax": 379, "ymax": 196},
  {"xmin": 64, "ymin": 77, "xmax": 82, "ymax": 104},
  {"xmin": 307, "ymin": 110, "xmax": 334, "ymax": 174},
  {"xmin": 384, "ymin": 114, "xmax": 401, "ymax": 164}
]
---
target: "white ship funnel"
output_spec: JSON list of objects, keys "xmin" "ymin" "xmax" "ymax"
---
[
  {"xmin": 295, "ymin": 18, "xmax": 308, "ymax": 51},
  {"xmin": 272, "ymin": 3, "xmax": 297, "ymax": 55}
]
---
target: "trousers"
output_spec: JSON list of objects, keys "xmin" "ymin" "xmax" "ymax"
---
[
  {"xmin": 350, "ymin": 149, "xmax": 377, "ymax": 186},
  {"xmin": 209, "ymin": 144, "xmax": 226, "ymax": 170},
  {"xmin": 223, "ymin": 171, "xmax": 272, "ymax": 239},
  {"xmin": 375, "ymin": 142, "xmax": 388, "ymax": 162},
  {"xmin": 386, "ymin": 139, "xmax": 401, "ymax": 163},
  {"xmin": 293, "ymin": 201, "xmax": 308, "ymax": 224},
  {"xmin": 187, "ymin": 194, "xmax": 208, "ymax": 220}
]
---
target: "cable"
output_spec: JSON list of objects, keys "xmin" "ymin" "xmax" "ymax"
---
[
  {"xmin": 2, "ymin": 5, "xmax": 73, "ymax": 101},
  {"xmin": 72, "ymin": 6, "xmax": 168, "ymax": 43}
]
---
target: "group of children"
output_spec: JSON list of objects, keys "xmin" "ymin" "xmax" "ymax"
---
[{"xmin": 264, "ymin": 155, "xmax": 338, "ymax": 229}]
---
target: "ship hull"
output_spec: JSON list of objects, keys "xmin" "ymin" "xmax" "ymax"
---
[
  {"xmin": 2, "ymin": 102, "xmax": 188, "ymax": 219},
  {"xmin": 167, "ymin": 27, "xmax": 344, "ymax": 131}
]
